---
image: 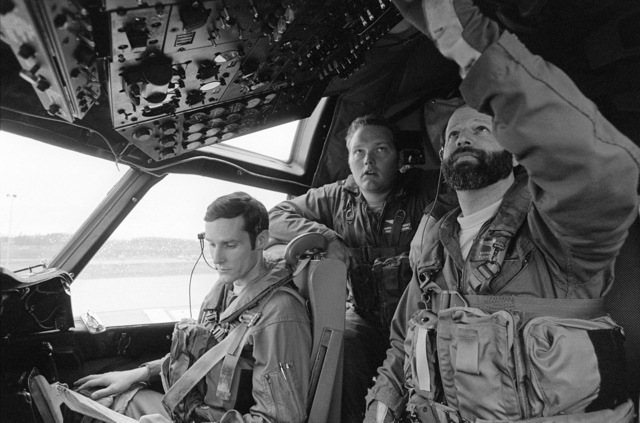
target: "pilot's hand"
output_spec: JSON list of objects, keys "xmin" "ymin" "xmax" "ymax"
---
[
  {"xmin": 74, "ymin": 367, "xmax": 147, "ymax": 400},
  {"xmin": 139, "ymin": 414, "xmax": 171, "ymax": 423},
  {"xmin": 390, "ymin": 0, "xmax": 429, "ymax": 35},
  {"xmin": 391, "ymin": 0, "xmax": 501, "ymax": 76},
  {"xmin": 325, "ymin": 238, "xmax": 353, "ymax": 270}
]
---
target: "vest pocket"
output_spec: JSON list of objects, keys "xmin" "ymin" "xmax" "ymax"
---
[
  {"xmin": 264, "ymin": 362, "xmax": 305, "ymax": 422},
  {"xmin": 436, "ymin": 307, "xmax": 523, "ymax": 421},
  {"xmin": 523, "ymin": 315, "xmax": 627, "ymax": 416}
]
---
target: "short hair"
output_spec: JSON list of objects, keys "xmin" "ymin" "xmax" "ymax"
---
[
  {"xmin": 345, "ymin": 114, "xmax": 400, "ymax": 151},
  {"xmin": 204, "ymin": 192, "xmax": 268, "ymax": 249}
]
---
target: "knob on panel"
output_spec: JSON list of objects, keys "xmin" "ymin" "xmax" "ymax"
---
[
  {"xmin": 160, "ymin": 121, "xmax": 177, "ymax": 134},
  {"xmin": 159, "ymin": 134, "xmax": 177, "ymax": 146},
  {"xmin": 185, "ymin": 122, "xmax": 205, "ymax": 133},
  {"xmin": 133, "ymin": 126, "xmax": 153, "ymax": 141}
]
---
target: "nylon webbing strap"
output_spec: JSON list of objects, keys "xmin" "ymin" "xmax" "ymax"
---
[
  {"xmin": 465, "ymin": 295, "xmax": 607, "ymax": 320},
  {"xmin": 217, "ymin": 284, "xmax": 309, "ymax": 401},
  {"xmin": 162, "ymin": 322, "xmax": 247, "ymax": 412},
  {"xmin": 415, "ymin": 327, "xmax": 431, "ymax": 392},
  {"xmin": 389, "ymin": 209, "xmax": 406, "ymax": 246},
  {"xmin": 215, "ymin": 323, "xmax": 254, "ymax": 401},
  {"xmin": 163, "ymin": 274, "xmax": 296, "ymax": 411},
  {"xmin": 216, "ymin": 285, "xmax": 281, "ymax": 401},
  {"xmin": 220, "ymin": 275, "xmax": 293, "ymax": 324}
]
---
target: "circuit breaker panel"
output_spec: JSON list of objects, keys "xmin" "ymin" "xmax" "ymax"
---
[
  {"xmin": 1, "ymin": 0, "xmax": 402, "ymax": 161},
  {"xmin": 104, "ymin": 0, "xmax": 402, "ymax": 161}
]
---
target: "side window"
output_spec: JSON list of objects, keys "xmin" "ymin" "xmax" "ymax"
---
[
  {"xmin": 71, "ymin": 174, "xmax": 286, "ymax": 326},
  {"xmin": 0, "ymin": 131, "xmax": 129, "ymax": 272}
]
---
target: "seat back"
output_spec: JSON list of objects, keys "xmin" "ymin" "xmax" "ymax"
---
[
  {"xmin": 605, "ymin": 214, "xmax": 640, "ymax": 416},
  {"xmin": 284, "ymin": 233, "xmax": 347, "ymax": 423}
]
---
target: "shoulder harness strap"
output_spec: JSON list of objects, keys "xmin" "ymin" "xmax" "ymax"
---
[
  {"xmin": 216, "ymin": 274, "xmax": 300, "ymax": 401},
  {"xmin": 465, "ymin": 176, "xmax": 531, "ymax": 292},
  {"xmin": 163, "ymin": 273, "xmax": 297, "ymax": 411}
]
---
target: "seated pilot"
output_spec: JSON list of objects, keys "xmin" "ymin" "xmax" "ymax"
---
[{"xmin": 66, "ymin": 192, "xmax": 312, "ymax": 423}]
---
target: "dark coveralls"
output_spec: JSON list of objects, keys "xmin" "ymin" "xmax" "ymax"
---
[
  {"xmin": 269, "ymin": 167, "xmax": 449, "ymax": 423},
  {"xmin": 366, "ymin": 31, "xmax": 640, "ymax": 422}
]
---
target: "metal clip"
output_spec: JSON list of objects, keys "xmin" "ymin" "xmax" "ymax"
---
[
  {"xmin": 420, "ymin": 288, "xmax": 434, "ymax": 311},
  {"xmin": 247, "ymin": 312, "xmax": 262, "ymax": 327}
]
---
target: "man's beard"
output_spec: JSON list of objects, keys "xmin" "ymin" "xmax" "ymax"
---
[{"xmin": 442, "ymin": 147, "xmax": 513, "ymax": 190}]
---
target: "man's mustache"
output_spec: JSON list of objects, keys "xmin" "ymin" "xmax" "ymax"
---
[{"xmin": 449, "ymin": 146, "xmax": 484, "ymax": 162}]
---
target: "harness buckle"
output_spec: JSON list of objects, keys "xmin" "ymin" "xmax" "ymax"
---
[
  {"xmin": 441, "ymin": 290, "xmax": 468, "ymax": 309},
  {"xmin": 477, "ymin": 261, "xmax": 502, "ymax": 279}
]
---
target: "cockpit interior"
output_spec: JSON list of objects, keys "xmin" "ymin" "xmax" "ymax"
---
[{"xmin": 1, "ymin": 0, "xmax": 639, "ymax": 421}]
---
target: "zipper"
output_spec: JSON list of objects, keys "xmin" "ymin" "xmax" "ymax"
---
[{"xmin": 510, "ymin": 312, "xmax": 531, "ymax": 418}]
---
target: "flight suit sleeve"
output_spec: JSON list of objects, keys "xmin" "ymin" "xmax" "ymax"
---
[
  {"xmin": 268, "ymin": 183, "xmax": 344, "ymax": 243},
  {"xmin": 461, "ymin": 31, "xmax": 640, "ymax": 289},
  {"xmin": 237, "ymin": 291, "xmax": 312, "ymax": 423}
]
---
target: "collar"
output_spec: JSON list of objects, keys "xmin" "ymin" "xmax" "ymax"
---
[
  {"xmin": 438, "ymin": 173, "xmax": 530, "ymax": 266},
  {"xmin": 218, "ymin": 257, "xmax": 290, "ymax": 322}
]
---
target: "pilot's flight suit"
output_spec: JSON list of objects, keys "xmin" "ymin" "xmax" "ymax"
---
[
  {"xmin": 192, "ymin": 257, "xmax": 312, "ymax": 423},
  {"xmin": 108, "ymin": 257, "xmax": 312, "ymax": 423},
  {"xmin": 269, "ymin": 167, "xmax": 451, "ymax": 422},
  {"xmin": 366, "ymin": 31, "xmax": 640, "ymax": 423}
]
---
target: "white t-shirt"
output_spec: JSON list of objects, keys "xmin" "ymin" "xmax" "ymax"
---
[
  {"xmin": 457, "ymin": 199, "xmax": 502, "ymax": 260},
  {"xmin": 232, "ymin": 282, "xmax": 246, "ymax": 295},
  {"xmin": 226, "ymin": 282, "xmax": 246, "ymax": 307}
]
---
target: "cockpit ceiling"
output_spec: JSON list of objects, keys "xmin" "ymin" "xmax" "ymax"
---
[
  {"xmin": 0, "ymin": 0, "xmax": 402, "ymax": 163},
  {"xmin": 1, "ymin": 0, "xmax": 639, "ymax": 180}
]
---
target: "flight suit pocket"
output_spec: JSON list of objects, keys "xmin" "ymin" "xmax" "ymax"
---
[
  {"xmin": 264, "ymin": 362, "xmax": 305, "ymax": 422},
  {"xmin": 487, "ymin": 239, "xmax": 535, "ymax": 293}
]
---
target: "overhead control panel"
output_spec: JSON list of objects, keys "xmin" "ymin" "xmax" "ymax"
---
[
  {"xmin": 104, "ymin": 0, "xmax": 402, "ymax": 161},
  {"xmin": 0, "ymin": 0, "xmax": 100, "ymax": 122}
]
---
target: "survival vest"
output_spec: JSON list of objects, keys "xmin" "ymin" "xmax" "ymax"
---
[
  {"xmin": 160, "ymin": 275, "xmax": 305, "ymax": 423},
  {"xmin": 346, "ymin": 196, "xmax": 452, "ymax": 330},
  {"xmin": 406, "ymin": 189, "xmax": 633, "ymax": 423}
]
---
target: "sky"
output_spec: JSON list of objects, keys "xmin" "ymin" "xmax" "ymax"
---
[{"xmin": 0, "ymin": 124, "xmax": 296, "ymax": 239}]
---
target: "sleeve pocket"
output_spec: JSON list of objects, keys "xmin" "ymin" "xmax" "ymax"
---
[{"xmin": 263, "ymin": 362, "xmax": 306, "ymax": 422}]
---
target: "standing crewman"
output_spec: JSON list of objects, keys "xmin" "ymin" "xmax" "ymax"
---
[
  {"xmin": 62, "ymin": 192, "xmax": 312, "ymax": 423},
  {"xmin": 269, "ymin": 115, "xmax": 455, "ymax": 423},
  {"xmin": 365, "ymin": 0, "xmax": 640, "ymax": 422}
]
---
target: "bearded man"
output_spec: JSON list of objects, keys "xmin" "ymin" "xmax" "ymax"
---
[{"xmin": 364, "ymin": 0, "xmax": 640, "ymax": 421}]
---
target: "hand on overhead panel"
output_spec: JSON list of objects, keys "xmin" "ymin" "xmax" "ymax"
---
[{"xmin": 391, "ymin": 0, "xmax": 502, "ymax": 76}]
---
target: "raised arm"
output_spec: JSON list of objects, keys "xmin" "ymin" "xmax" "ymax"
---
[
  {"xmin": 392, "ymin": 0, "xmax": 640, "ymax": 286},
  {"xmin": 462, "ymin": 31, "xmax": 640, "ymax": 284}
]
